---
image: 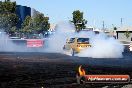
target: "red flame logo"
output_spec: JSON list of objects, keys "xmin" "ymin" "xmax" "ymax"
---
[{"xmin": 78, "ymin": 65, "xmax": 86, "ymax": 76}]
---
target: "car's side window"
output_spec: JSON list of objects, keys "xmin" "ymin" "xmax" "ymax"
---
[{"xmin": 69, "ymin": 38, "xmax": 75, "ymax": 43}]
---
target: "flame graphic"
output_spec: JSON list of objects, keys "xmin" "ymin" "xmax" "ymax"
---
[{"xmin": 78, "ymin": 65, "xmax": 86, "ymax": 76}]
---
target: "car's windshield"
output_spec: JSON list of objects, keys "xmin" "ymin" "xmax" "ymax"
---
[{"xmin": 77, "ymin": 38, "xmax": 89, "ymax": 43}]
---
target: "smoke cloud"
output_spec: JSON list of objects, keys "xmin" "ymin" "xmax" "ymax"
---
[
  {"xmin": 46, "ymin": 21, "xmax": 124, "ymax": 58},
  {"xmin": 0, "ymin": 30, "xmax": 40, "ymax": 52},
  {"xmin": 0, "ymin": 31, "xmax": 15, "ymax": 52},
  {"xmin": 45, "ymin": 21, "xmax": 75, "ymax": 52},
  {"xmin": 0, "ymin": 21, "xmax": 124, "ymax": 58},
  {"xmin": 78, "ymin": 32, "xmax": 124, "ymax": 58}
]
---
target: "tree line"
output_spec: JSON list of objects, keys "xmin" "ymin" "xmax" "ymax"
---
[
  {"xmin": 0, "ymin": 0, "xmax": 89, "ymax": 37},
  {"xmin": 0, "ymin": 0, "xmax": 50, "ymax": 37}
]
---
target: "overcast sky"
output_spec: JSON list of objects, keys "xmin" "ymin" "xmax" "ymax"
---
[{"xmin": 11, "ymin": 0, "xmax": 132, "ymax": 28}]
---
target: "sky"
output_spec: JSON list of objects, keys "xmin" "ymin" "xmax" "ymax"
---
[{"xmin": 11, "ymin": 0, "xmax": 132, "ymax": 29}]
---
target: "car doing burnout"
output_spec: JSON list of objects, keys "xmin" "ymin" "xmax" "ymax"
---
[{"xmin": 63, "ymin": 37, "xmax": 91, "ymax": 56}]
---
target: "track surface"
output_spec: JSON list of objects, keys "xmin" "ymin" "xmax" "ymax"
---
[{"xmin": 0, "ymin": 52, "xmax": 132, "ymax": 88}]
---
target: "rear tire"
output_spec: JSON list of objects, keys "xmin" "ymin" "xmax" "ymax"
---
[{"xmin": 71, "ymin": 49, "xmax": 75, "ymax": 56}]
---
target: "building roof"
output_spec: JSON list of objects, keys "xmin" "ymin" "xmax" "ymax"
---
[{"xmin": 116, "ymin": 26, "xmax": 132, "ymax": 31}]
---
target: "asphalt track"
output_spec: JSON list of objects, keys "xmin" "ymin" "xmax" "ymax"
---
[
  {"xmin": 0, "ymin": 51, "xmax": 132, "ymax": 69},
  {"xmin": 0, "ymin": 52, "xmax": 132, "ymax": 88}
]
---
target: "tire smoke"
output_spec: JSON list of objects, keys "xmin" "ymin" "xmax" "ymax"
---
[
  {"xmin": 0, "ymin": 21, "xmax": 124, "ymax": 58},
  {"xmin": 45, "ymin": 21, "xmax": 75, "ymax": 53},
  {"xmin": 46, "ymin": 21, "xmax": 124, "ymax": 58},
  {"xmin": 0, "ymin": 30, "xmax": 40, "ymax": 52},
  {"xmin": 78, "ymin": 32, "xmax": 124, "ymax": 58}
]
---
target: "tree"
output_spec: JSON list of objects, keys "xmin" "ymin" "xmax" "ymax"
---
[
  {"xmin": 9, "ymin": 26, "xmax": 17, "ymax": 34},
  {"xmin": 22, "ymin": 16, "xmax": 32, "ymax": 33},
  {"xmin": 22, "ymin": 16, "xmax": 31, "ymax": 28},
  {"xmin": 0, "ymin": 0, "xmax": 18, "ymax": 33},
  {"xmin": 22, "ymin": 13, "xmax": 50, "ymax": 34},
  {"xmin": 21, "ymin": 15, "xmax": 33, "ymax": 36},
  {"xmin": 0, "ymin": 13, "xmax": 18, "ymax": 32},
  {"xmin": 31, "ymin": 13, "xmax": 50, "ymax": 34},
  {"xmin": 71, "ymin": 10, "xmax": 87, "ymax": 32},
  {"xmin": 114, "ymin": 27, "xmax": 117, "ymax": 30},
  {"xmin": 39, "ymin": 16, "xmax": 50, "ymax": 33},
  {"xmin": 1, "ymin": 0, "xmax": 16, "ymax": 13}
]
